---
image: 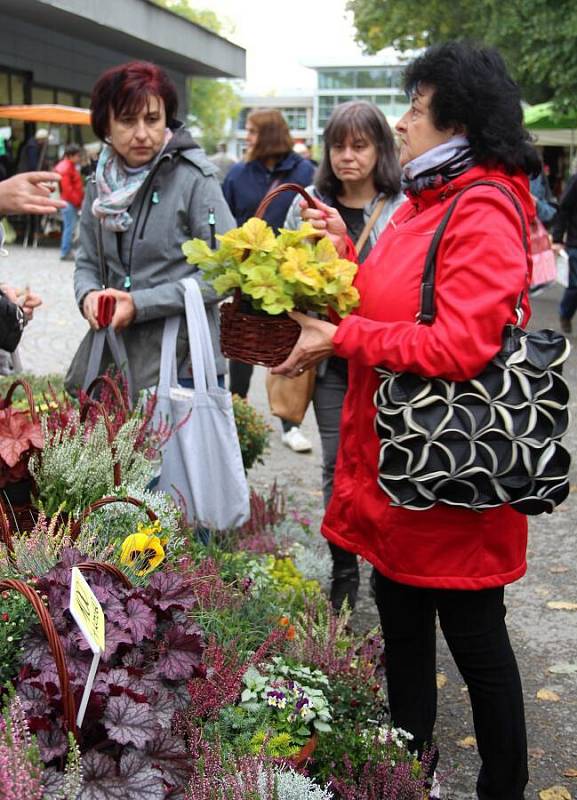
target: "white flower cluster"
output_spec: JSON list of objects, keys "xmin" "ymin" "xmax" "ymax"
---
[
  {"xmin": 258, "ymin": 767, "xmax": 333, "ymax": 800},
  {"xmin": 30, "ymin": 416, "xmax": 154, "ymax": 516}
]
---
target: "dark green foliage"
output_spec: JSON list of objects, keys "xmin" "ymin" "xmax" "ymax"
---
[{"xmin": 347, "ymin": 0, "xmax": 577, "ymax": 109}]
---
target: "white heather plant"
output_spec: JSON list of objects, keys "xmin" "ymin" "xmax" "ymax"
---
[
  {"xmin": 29, "ymin": 416, "xmax": 153, "ymax": 517},
  {"xmin": 259, "ymin": 767, "xmax": 333, "ymax": 800}
]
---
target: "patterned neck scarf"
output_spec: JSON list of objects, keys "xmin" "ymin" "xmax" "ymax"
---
[
  {"xmin": 401, "ymin": 135, "xmax": 475, "ymax": 195},
  {"xmin": 92, "ymin": 129, "xmax": 173, "ymax": 232}
]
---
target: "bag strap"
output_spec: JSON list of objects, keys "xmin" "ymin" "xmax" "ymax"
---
[
  {"xmin": 83, "ymin": 327, "xmax": 133, "ymax": 398},
  {"xmin": 419, "ymin": 180, "xmax": 529, "ymax": 325},
  {"xmin": 95, "ymin": 220, "xmax": 108, "ymax": 289},
  {"xmin": 355, "ymin": 197, "xmax": 386, "ymax": 256},
  {"xmin": 158, "ymin": 279, "xmax": 219, "ymax": 394}
]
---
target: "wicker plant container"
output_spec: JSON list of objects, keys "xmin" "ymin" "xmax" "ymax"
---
[
  {"xmin": 0, "ymin": 562, "xmax": 133, "ymax": 738},
  {"xmin": 219, "ymin": 182, "xmax": 316, "ymax": 368}
]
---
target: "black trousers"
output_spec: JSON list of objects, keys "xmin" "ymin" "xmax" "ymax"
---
[{"xmin": 374, "ymin": 572, "xmax": 528, "ymax": 800}]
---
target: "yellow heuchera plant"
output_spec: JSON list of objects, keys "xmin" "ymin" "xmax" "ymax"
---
[{"xmin": 182, "ymin": 218, "xmax": 360, "ymax": 317}]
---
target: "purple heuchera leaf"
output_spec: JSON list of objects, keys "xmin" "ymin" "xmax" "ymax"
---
[
  {"xmin": 78, "ymin": 749, "xmax": 165, "ymax": 800},
  {"xmin": 78, "ymin": 750, "xmax": 127, "ymax": 800},
  {"xmin": 37, "ymin": 725, "xmax": 68, "ymax": 761},
  {"xmin": 122, "ymin": 648, "xmax": 145, "ymax": 669},
  {"xmin": 20, "ymin": 629, "xmax": 53, "ymax": 670},
  {"xmin": 41, "ymin": 766, "xmax": 67, "ymax": 799},
  {"xmin": 102, "ymin": 622, "xmax": 133, "ymax": 662},
  {"xmin": 147, "ymin": 571, "xmax": 195, "ymax": 612},
  {"xmin": 125, "ymin": 597, "xmax": 156, "ymax": 643},
  {"xmin": 118, "ymin": 750, "xmax": 165, "ymax": 800},
  {"xmin": 145, "ymin": 728, "xmax": 191, "ymax": 787},
  {"xmin": 155, "ymin": 624, "xmax": 204, "ymax": 680},
  {"xmin": 103, "ymin": 694, "xmax": 159, "ymax": 746},
  {"xmin": 93, "ymin": 667, "xmax": 131, "ymax": 695}
]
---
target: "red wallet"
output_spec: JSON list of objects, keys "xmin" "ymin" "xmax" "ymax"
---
[{"xmin": 96, "ymin": 294, "xmax": 116, "ymax": 328}]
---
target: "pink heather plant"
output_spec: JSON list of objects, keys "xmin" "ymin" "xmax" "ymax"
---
[
  {"xmin": 0, "ymin": 695, "xmax": 43, "ymax": 800},
  {"xmin": 185, "ymin": 739, "xmax": 275, "ymax": 800},
  {"xmin": 329, "ymin": 748, "xmax": 435, "ymax": 800},
  {"xmin": 289, "ymin": 595, "xmax": 383, "ymax": 683},
  {"xmin": 185, "ymin": 628, "xmax": 285, "ymax": 724}
]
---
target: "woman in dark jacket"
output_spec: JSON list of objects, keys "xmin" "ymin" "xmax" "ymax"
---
[
  {"xmin": 284, "ymin": 100, "xmax": 404, "ymax": 610},
  {"xmin": 223, "ymin": 109, "xmax": 315, "ymax": 452},
  {"xmin": 274, "ymin": 42, "xmax": 541, "ymax": 799}
]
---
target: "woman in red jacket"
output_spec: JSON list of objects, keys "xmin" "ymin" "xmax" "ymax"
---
[
  {"xmin": 54, "ymin": 143, "xmax": 84, "ymax": 260},
  {"xmin": 272, "ymin": 42, "xmax": 541, "ymax": 799}
]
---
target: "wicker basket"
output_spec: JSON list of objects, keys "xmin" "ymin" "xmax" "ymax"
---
[
  {"xmin": 0, "ymin": 563, "xmax": 133, "ymax": 738},
  {"xmin": 70, "ymin": 494, "xmax": 159, "ymax": 541},
  {"xmin": 219, "ymin": 182, "xmax": 316, "ymax": 368}
]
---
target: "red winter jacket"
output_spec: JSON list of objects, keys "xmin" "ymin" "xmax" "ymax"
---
[
  {"xmin": 322, "ymin": 165, "xmax": 535, "ymax": 590},
  {"xmin": 54, "ymin": 158, "xmax": 84, "ymax": 208}
]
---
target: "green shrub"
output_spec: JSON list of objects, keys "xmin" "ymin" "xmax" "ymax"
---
[{"xmin": 232, "ymin": 395, "xmax": 271, "ymax": 471}]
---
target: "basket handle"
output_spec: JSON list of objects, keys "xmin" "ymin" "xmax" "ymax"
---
[
  {"xmin": 79, "ymin": 399, "xmax": 121, "ymax": 488},
  {"xmin": 254, "ymin": 183, "xmax": 317, "ymax": 219},
  {"xmin": 0, "ymin": 379, "xmax": 39, "ymax": 423},
  {"xmin": 70, "ymin": 495, "xmax": 158, "ymax": 541},
  {"xmin": 0, "ymin": 578, "xmax": 78, "ymax": 737},
  {"xmin": 85, "ymin": 374, "xmax": 131, "ymax": 415},
  {"xmin": 76, "ymin": 560, "xmax": 133, "ymax": 589},
  {"xmin": 0, "ymin": 502, "xmax": 14, "ymax": 558}
]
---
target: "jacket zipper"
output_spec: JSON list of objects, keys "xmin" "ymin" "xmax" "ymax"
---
[
  {"xmin": 139, "ymin": 182, "xmax": 160, "ymax": 240},
  {"xmin": 126, "ymin": 154, "xmax": 172, "ymax": 283}
]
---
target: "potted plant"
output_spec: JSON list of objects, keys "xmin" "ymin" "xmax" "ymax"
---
[
  {"xmin": 0, "ymin": 404, "xmax": 43, "ymax": 529},
  {"xmin": 182, "ymin": 214, "xmax": 360, "ymax": 367},
  {"xmin": 183, "ymin": 218, "xmax": 359, "ymax": 318}
]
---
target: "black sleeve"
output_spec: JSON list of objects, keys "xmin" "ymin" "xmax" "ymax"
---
[
  {"xmin": 551, "ymin": 174, "xmax": 577, "ymax": 243},
  {"xmin": 0, "ymin": 294, "xmax": 26, "ymax": 352}
]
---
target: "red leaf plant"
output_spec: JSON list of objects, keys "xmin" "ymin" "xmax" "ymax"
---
[{"xmin": 0, "ymin": 407, "xmax": 43, "ymax": 488}]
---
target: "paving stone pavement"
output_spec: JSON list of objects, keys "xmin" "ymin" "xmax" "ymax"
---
[{"xmin": 3, "ymin": 243, "xmax": 577, "ymax": 798}]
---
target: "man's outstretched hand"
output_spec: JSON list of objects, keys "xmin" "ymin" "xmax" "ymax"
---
[{"xmin": 0, "ymin": 172, "xmax": 66, "ymax": 216}]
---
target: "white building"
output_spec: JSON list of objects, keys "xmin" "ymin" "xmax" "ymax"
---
[
  {"xmin": 231, "ymin": 49, "xmax": 411, "ymax": 157},
  {"xmin": 232, "ymin": 91, "xmax": 314, "ymax": 159},
  {"xmin": 308, "ymin": 48, "xmax": 413, "ymax": 146}
]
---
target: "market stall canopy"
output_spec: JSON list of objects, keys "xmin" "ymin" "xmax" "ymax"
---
[
  {"xmin": 0, "ymin": 104, "xmax": 91, "ymax": 126},
  {"xmin": 524, "ymin": 102, "xmax": 577, "ymax": 130},
  {"xmin": 524, "ymin": 102, "xmax": 577, "ymax": 150}
]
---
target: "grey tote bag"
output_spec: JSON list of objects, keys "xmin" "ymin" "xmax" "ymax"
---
[{"xmin": 154, "ymin": 278, "xmax": 250, "ymax": 530}]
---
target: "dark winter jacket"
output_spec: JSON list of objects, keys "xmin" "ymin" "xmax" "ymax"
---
[
  {"xmin": 223, "ymin": 152, "xmax": 315, "ymax": 231},
  {"xmin": 551, "ymin": 173, "xmax": 577, "ymax": 248}
]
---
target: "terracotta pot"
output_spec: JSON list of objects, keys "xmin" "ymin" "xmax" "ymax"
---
[{"xmin": 291, "ymin": 734, "xmax": 317, "ymax": 767}]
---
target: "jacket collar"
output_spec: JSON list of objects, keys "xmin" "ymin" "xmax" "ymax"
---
[{"xmin": 405, "ymin": 164, "xmax": 533, "ymax": 220}]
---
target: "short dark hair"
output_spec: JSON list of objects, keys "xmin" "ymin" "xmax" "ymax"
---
[
  {"xmin": 64, "ymin": 143, "xmax": 81, "ymax": 157},
  {"xmin": 403, "ymin": 42, "xmax": 540, "ymax": 176},
  {"xmin": 316, "ymin": 101, "xmax": 401, "ymax": 198},
  {"xmin": 246, "ymin": 109, "xmax": 293, "ymax": 162},
  {"xmin": 90, "ymin": 61, "xmax": 178, "ymax": 141}
]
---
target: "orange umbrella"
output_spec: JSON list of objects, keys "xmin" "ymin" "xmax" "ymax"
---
[{"xmin": 0, "ymin": 104, "xmax": 91, "ymax": 126}]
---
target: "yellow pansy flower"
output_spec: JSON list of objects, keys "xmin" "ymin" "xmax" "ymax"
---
[{"xmin": 120, "ymin": 520, "xmax": 166, "ymax": 576}]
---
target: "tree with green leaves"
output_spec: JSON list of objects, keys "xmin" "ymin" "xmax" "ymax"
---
[
  {"xmin": 153, "ymin": 0, "xmax": 241, "ymax": 152},
  {"xmin": 346, "ymin": 0, "xmax": 577, "ymax": 110}
]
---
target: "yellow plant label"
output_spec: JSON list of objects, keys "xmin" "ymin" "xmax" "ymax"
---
[{"xmin": 69, "ymin": 567, "xmax": 105, "ymax": 654}]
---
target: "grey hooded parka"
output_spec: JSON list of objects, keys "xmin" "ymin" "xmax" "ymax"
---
[{"xmin": 67, "ymin": 127, "xmax": 235, "ymax": 396}]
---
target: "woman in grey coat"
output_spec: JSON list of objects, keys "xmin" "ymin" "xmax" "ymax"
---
[
  {"xmin": 284, "ymin": 101, "xmax": 404, "ymax": 611},
  {"xmin": 66, "ymin": 61, "xmax": 235, "ymax": 397}
]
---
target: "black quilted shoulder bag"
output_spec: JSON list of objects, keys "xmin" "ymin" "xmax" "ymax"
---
[{"xmin": 374, "ymin": 180, "xmax": 571, "ymax": 515}]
